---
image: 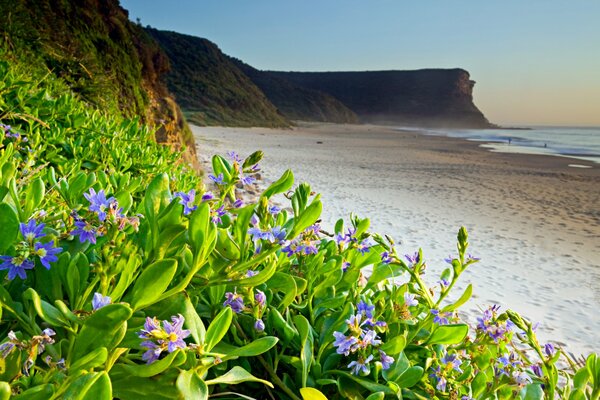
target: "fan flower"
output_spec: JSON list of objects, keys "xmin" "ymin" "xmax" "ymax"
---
[
  {"xmin": 174, "ymin": 189, "xmax": 198, "ymax": 215},
  {"xmin": 0, "ymin": 256, "xmax": 35, "ymax": 280},
  {"xmin": 92, "ymin": 293, "xmax": 112, "ymax": 310},
  {"xmin": 84, "ymin": 188, "xmax": 115, "ymax": 222},
  {"xmin": 33, "ymin": 242, "xmax": 62, "ymax": 269}
]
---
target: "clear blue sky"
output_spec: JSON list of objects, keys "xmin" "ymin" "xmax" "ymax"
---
[{"xmin": 121, "ymin": 0, "xmax": 600, "ymax": 126}]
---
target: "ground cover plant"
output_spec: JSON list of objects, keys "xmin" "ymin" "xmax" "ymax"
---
[{"xmin": 1, "ymin": 54, "xmax": 599, "ymax": 400}]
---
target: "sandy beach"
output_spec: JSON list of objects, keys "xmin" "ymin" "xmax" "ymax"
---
[{"xmin": 192, "ymin": 122, "xmax": 600, "ymax": 356}]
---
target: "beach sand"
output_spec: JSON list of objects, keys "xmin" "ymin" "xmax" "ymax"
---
[{"xmin": 192, "ymin": 122, "xmax": 600, "ymax": 356}]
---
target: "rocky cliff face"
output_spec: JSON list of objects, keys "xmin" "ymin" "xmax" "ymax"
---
[
  {"xmin": 0, "ymin": 0, "xmax": 198, "ymax": 167},
  {"xmin": 268, "ymin": 69, "xmax": 493, "ymax": 128}
]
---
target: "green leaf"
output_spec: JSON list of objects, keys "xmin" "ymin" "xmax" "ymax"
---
[
  {"xmin": 426, "ymin": 324, "xmax": 469, "ymax": 345},
  {"xmin": 330, "ymin": 371, "xmax": 394, "ymax": 394},
  {"xmin": 0, "ymin": 203, "xmax": 18, "ymax": 253},
  {"xmin": 62, "ymin": 371, "xmax": 112, "ymax": 400},
  {"xmin": 225, "ymin": 336, "xmax": 279, "ymax": 358},
  {"xmin": 71, "ymin": 304, "xmax": 132, "ymax": 361},
  {"xmin": 396, "ymin": 366, "xmax": 424, "ymax": 388},
  {"xmin": 205, "ymin": 307, "xmax": 232, "ymax": 351},
  {"xmin": 294, "ymin": 315, "xmax": 314, "ymax": 388},
  {"xmin": 204, "ymin": 366, "xmax": 273, "ymax": 388},
  {"xmin": 70, "ymin": 347, "xmax": 108, "ymax": 371},
  {"xmin": 176, "ymin": 369, "xmax": 208, "ymax": 400},
  {"xmin": 522, "ymin": 383, "xmax": 544, "ymax": 400},
  {"xmin": 24, "ymin": 177, "xmax": 44, "ymax": 217},
  {"xmin": 114, "ymin": 350, "xmax": 186, "ymax": 378},
  {"xmin": 365, "ymin": 393, "xmax": 385, "ymax": 400},
  {"xmin": 261, "ymin": 169, "xmax": 294, "ymax": 199},
  {"xmin": 0, "ymin": 382, "xmax": 9, "ymax": 400},
  {"xmin": 267, "ymin": 272, "xmax": 297, "ymax": 310},
  {"xmin": 442, "ymin": 284, "xmax": 472, "ymax": 312},
  {"xmin": 300, "ymin": 387, "xmax": 328, "ymax": 400},
  {"xmin": 182, "ymin": 296, "xmax": 205, "ymax": 345},
  {"xmin": 22, "ymin": 288, "xmax": 70, "ymax": 328},
  {"xmin": 144, "ymin": 173, "xmax": 171, "ymax": 221},
  {"xmin": 13, "ymin": 384, "xmax": 54, "ymax": 400},
  {"xmin": 379, "ymin": 335, "xmax": 407, "ymax": 356},
  {"xmin": 129, "ymin": 259, "xmax": 178, "ymax": 310},
  {"xmin": 291, "ymin": 198, "xmax": 322, "ymax": 238}
]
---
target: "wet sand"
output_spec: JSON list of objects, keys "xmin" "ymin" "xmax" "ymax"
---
[{"xmin": 192, "ymin": 122, "xmax": 600, "ymax": 356}]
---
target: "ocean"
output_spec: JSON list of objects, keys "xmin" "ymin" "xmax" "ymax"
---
[{"xmin": 406, "ymin": 126, "xmax": 600, "ymax": 164}]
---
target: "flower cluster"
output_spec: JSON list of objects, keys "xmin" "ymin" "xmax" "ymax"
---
[
  {"xmin": 333, "ymin": 301, "xmax": 393, "ymax": 375},
  {"xmin": 0, "ymin": 329, "xmax": 56, "ymax": 375},
  {"xmin": 476, "ymin": 305, "xmax": 514, "ymax": 343},
  {"xmin": 248, "ymin": 224, "xmax": 287, "ymax": 253},
  {"xmin": 208, "ymin": 151, "xmax": 260, "ymax": 189},
  {"xmin": 335, "ymin": 227, "xmax": 372, "ymax": 255},
  {"xmin": 0, "ymin": 219, "xmax": 62, "ymax": 280},
  {"xmin": 429, "ymin": 352, "xmax": 464, "ymax": 392},
  {"xmin": 224, "ymin": 289, "xmax": 267, "ymax": 332},
  {"xmin": 1, "ymin": 123, "xmax": 28, "ymax": 143},
  {"xmin": 282, "ymin": 224, "xmax": 321, "ymax": 257},
  {"xmin": 138, "ymin": 315, "xmax": 190, "ymax": 364},
  {"xmin": 71, "ymin": 188, "xmax": 140, "ymax": 244}
]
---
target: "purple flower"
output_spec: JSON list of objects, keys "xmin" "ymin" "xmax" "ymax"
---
[
  {"xmin": 92, "ymin": 293, "xmax": 112, "ymax": 310},
  {"xmin": 0, "ymin": 331, "xmax": 18, "ymax": 358},
  {"xmin": 269, "ymin": 226, "xmax": 287, "ymax": 243},
  {"xmin": 255, "ymin": 290, "xmax": 266, "ymax": 306},
  {"xmin": 405, "ymin": 251, "xmax": 420, "ymax": 265},
  {"xmin": 141, "ymin": 340, "xmax": 163, "ymax": 364},
  {"xmin": 360, "ymin": 330, "xmax": 382, "ymax": 347},
  {"xmin": 356, "ymin": 239, "xmax": 371, "ymax": 255},
  {"xmin": 269, "ymin": 205, "xmax": 281, "ymax": 215},
  {"xmin": 84, "ymin": 188, "xmax": 115, "ymax": 222},
  {"xmin": 348, "ymin": 354, "xmax": 373, "ymax": 375},
  {"xmin": 379, "ymin": 350, "xmax": 394, "ymax": 370},
  {"xmin": 466, "ymin": 254, "xmax": 480, "ymax": 262},
  {"xmin": 174, "ymin": 190, "xmax": 198, "ymax": 215},
  {"xmin": 440, "ymin": 353, "xmax": 463, "ymax": 374},
  {"xmin": 512, "ymin": 370, "xmax": 532, "ymax": 386},
  {"xmin": 342, "ymin": 261, "xmax": 350, "ymax": 272},
  {"xmin": 71, "ymin": 220, "xmax": 100, "ymax": 244},
  {"xmin": 254, "ymin": 319, "xmax": 265, "ymax": 332},
  {"xmin": 232, "ymin": 198, "xmax": 243, "ymax": 208},
  {"xmin": 227, "ymin": 151, "xmax": 242, "ymax": 163},
  {"xmin": 0, "ymin": 256, "xmax": 35, "ymax": 280},
  {"xmin": 439, "ymin": 278, "xmax": 450, "ymax": 287},
  {"xmin": 20, "ymin": 219, "xmax": 46, "ymax": 242},
  {"xmin": 531, "ymin": 364, "xmax": 543, "ymax": 377},
  {"xmin": 201, "ymin": 191, "xmax": 214, "ymax": 202},
  {"xmin": 246, "ymin": 270, "xmax": 259, "ymax": 277},
  {"xmin": 477, "ymin": 305, "xmax": 512, "ymax": 342},
  {"xmin": 333, "ymin": 331, "xmax": 359, "ymax": 356},
  {"xmin": 444, "ymin": 255, "xmax": 454, "ymax": 264},
  {"xmin": 138, "ymin": 317, "xmax": 162, "ymax": 339},
  {"xmin": 33, "ymin": 242, "xmax": 62, "ymax": 269},
  {"xmin": 224, "ymin": 292, "xmax": 245, "ymax": 313},
  {"xmin": 209, "ymin": 173, "xmax": 225, "ymax": 185},
  {"xmin": 430, "ymin": 309, "xmax": 452, "ymax": 325},
  {"xmin": 404, "ymin": 292, "xmax": 418, "ymax": 307},
  {"xmin": 380, "ymin": 251, "xmax": 392, "ymax": 264},
  {"xmin": 163, "ymin": 314, "xmax": 191, "ymax": 352},
  {"xmin": 544, "ymin": 343, "xmax": 556, "ymax": 357},
  {"xmin": 248, "ymin": 227, "xmax": 267, "ymax": 242},
  {"xmin": 250, "ymin": 214, "xmax": 259, "ymax": 226},
  {"xmin": 357, "ymin": 301, "xmax": 375, "ymax": 319},
  {"xmin": 240, "ymin": 175, "xmax": 255, "ymax": 185},
  {"xmin": 211, "ymin": 205, "xmax": 226, "ymax": 224}
]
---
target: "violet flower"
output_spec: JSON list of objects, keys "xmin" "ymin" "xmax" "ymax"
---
[
  {"xmin": 348, "ymin": 354, "xmax": 373, "ymax": 375},
  {"xmin": 84, "ymin": 188, "xmax": 115, "ymax": 222},
  {"xmin": 20, "ymin": 219, "xmax": 46, "ymax": 242},
  {"xmin": 92, "ymin": 293, "xmax": 112, "ymax": 310},
  {"xmin": 174, "ymin": 190, "xmax": 197, "ymax": 215},
  {"xmin": 223, "ymin": 292, "xmax": 245, "ymax": 313},
  {"xmin": 0, "ymin": 256, "xmax": 35, "ymax": 280},
  {"xmin": 33, "ymin": 242, "xmax": 62, "ymax": 269}
]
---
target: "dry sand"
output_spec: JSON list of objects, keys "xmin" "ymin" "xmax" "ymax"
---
[{"xmin": 192, "ymin": 122, "xmax": 600, "ymax": 356}]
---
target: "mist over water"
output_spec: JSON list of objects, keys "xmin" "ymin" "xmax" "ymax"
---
[{"xmin": 402, "ymin": 126, "xmax": 600, "ymax": 164}]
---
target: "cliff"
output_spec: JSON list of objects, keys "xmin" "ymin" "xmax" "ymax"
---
[
  {"xmin": 146, "ymin": 28, "xmax": 289, "ymax": 127},
  {"xmin": 0, "ymin": 0, "xmax": 198, "ymax": 166},
  {"xmin": 231, "ymin": 59, "xmax": 359, "ymax": 124},
  {"xmin": 267, "ymin": 69, "xmax": 493, "ymax": 128}
]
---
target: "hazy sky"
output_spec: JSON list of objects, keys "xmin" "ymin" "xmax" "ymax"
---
[{"xmin": 122, "ymin": 0, "xmax": 600, "ymax": 126}]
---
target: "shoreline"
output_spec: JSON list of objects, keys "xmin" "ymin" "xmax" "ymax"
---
[{"xmin": 192, "ymin": 122, "xmax": 600, "ymax": 356}]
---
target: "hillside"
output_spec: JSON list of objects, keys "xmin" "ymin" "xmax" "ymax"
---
[
  {"xmin": 146, "ymin": 28, "xmax": 289, "ymax": 127},
  {"xmin": 0, "ymin": 0, "xmax": 197, "ymax": 166},
  {"xmin": 269, "ymin": 69, "xmax": 493, "ymax": 128},
  {"xmin": 231, "ymin": 59, "xmax": 359, "ymax": 124}
]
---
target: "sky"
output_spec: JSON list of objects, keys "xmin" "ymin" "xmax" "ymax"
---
[{"xmin": 121, "ymin": 1, "xmax": 600, "ymax": 126}]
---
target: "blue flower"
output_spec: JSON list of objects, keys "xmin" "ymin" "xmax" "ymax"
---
[
  {"xmin": 174, "ymin": 190, "xmax": 197, "ymax": 215},
  {"xmin": 84, "ymin": 188, "xmax": 115, "ymax": 222},
  {"xmin": 138, "ymin": 315, "xmax": 190, "ymax": 363},
  {"xmin": 0, "ymin": 256, "xmax": 35, "ymax": 280},
  {"xmin": 33, "ymin": 242, "xmax": 62, "ymax": 269},
  {"xmin": 404, "ymin": 292, "xmax": 418, "ymax": 307},
  {"xmin": 430, "ymin": 309, "xmax": 452, "ymax": 325},
  {"xmin": 360, "ymin": 329, "xmax": 381, "ymax": 347},
  {"xmin": 269, "ymin": 226, "xmax": 287, "ymax": 243},
  {"xmin": 512, "ymin": 370, "xmax": 532, "ymax": 386},
  {"xmin": 333, "ymin": 331, "xmax": 359, "ymax": 356},
  {"xmin": 163, "ymin": 314, "xmax": 191, "ymax": 352},
  {"xmin": 227, "ymin": 151, "xmax": 242, "ymax": 163},
  {"xmin": 467, "ymin": 253, "xmax": 480, "ymax": 262},
  {"xmin": 255, "ymin": 289, "xmax": 266, "ymax": 306},
  {"xmin": 140, "ymin": 341, "xmax": 162, "ymax": 364},
  {"xmin": 208, "ymin": 173, "xmax": 225, "ymax": 185},
  {"xmin": 348, "ymin": 354, "xmax": 373, "ymax": 375},
  {"xmin": 201, "ymin": 191, "xmax": 214, "ymax": 202},
  {"xmin": 92, "ymin": 293, "xmax": 112, "ymax": 310},
  {"xmin": 0, "ymin": 331, "xmax": 19, "ymax": 358},
  {"xmin": 20, "ymin": 219, "xmax": 46, "ymax": 242},
  {"xmin": 405, "ymin": 251, "xmax": 420, "ymax": 265},
  {"xmin": 357, "ymin": 301, "xmax": 375, "ymax": 319},
  {"xmin": 224, "ymin": 292, "xmax": 245, "ymax": 313},
  {"xmin": 544, "ymin": 343, "xmax": 556, "ymax": 357},
  {"xmin": 240, "ymin": 175, "xmax": 255, "ymax": 185},
  {"xmin": 233, "ymin": 198, "xmax": 243, "ymax": 208},
  {"xmin": 379, "ymin": 350, "xmax": 394, "ymax": 370},
  {"xmin": 380, "ymin": 251, "xmax": 392, "ymax": 264},
  {"xmin": 440, "ymin": 353, "xmax": 463, "ymax": 374},
  {"xmin": 211, "ymin": 205, "xmax": 226, "ymax": 224},
  {"xmin": 71, "ymin": 219, "xmax": 100, "ymax": 244},
  {"xmin": 246, "ymin": 270, "xmax": 259, "ymax": 277},
  {"xmin": 269, "ymin": 205, "xmax": 281, "ymax": 215},
  {"xmin": 356, "ymin": 239, "xmax": 371, "ymax": 255},
  {"xmin": 254, "ymin": 319, "xmax": 265, "ymax": 332}
]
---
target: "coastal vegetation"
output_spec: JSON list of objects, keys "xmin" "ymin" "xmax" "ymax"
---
[{"xmin": 1, "ymin": 50, "xmax": 599, "ymax": 399}]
